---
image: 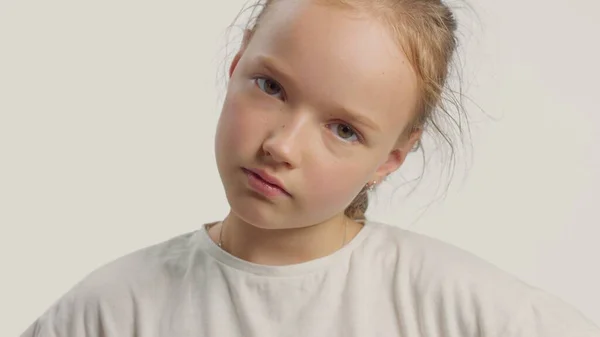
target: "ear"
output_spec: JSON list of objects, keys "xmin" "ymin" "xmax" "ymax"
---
[
  {"xmin": 373, "ymin": 127, "xmax": 423, "ymax": 180},
  {"xmin": 228, "ymin": 29, "xmax": 254, "ymax": 78},
  {"xmin": 228, "ymin": 51, "xmax": 243, "ymax": 78}
]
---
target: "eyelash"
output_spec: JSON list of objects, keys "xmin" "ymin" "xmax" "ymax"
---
[
  {"xmin": 254, "ymin": 76, "xmax": 286, "ymax": 100},
  {"xmin": 253, "ymin": 75, "xmax": 364, "ymax": 144},
  {"xmin": 326, "ymin": 122, "xmax": 363, "ymax": 143}
]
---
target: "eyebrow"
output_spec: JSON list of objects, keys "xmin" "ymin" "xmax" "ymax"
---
[
  {"xmin": 257, "ymin": 55, "xmax": 381, "ymax": 133},
  {"xmin": 335, "ymin": 107, "xmax": 381, "ymax": 132},
  {"xmin": 258, "ymin": 55, "xmax": 296, "ymax": 89}
]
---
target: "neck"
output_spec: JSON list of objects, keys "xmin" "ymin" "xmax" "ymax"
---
[{"xmin": 211, "ymin": 212, "xmax": 363, "ymax": 266}]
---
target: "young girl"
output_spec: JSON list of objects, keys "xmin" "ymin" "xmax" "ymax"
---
[{"xmin": 22, "ymin": 0, "xmax": 599, "ymax": 336}]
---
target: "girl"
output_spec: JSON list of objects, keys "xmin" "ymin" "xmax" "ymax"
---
[{"xmin": 22, "ymin": 0, "xmax": 599, "ymax": 336}]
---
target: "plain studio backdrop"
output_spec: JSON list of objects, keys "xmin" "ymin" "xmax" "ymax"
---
[{"xmin": 1, "ymin": 0, "xmax": 599, "ymax": 335}]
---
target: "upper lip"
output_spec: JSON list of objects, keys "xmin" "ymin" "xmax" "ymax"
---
[{"xmin": 246, "ymin": 168, "xmax": 290, "ymax": 195}]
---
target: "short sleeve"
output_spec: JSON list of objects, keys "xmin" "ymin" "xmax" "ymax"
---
[
  {"xmin": 501, "ymin": 289, "xmax": 600, "ymax": 337},
  {"xmin": 20, "ymin": 231, "xmax": 198, "ymax": 337},
  {"xmin": 21, "ymin": 291, "xmax": 103, "ymax": 337},
  {"xmin": 20, "ymin": 282, "xmax": 138, "ymax": 337}
]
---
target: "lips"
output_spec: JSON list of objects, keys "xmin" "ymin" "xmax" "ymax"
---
[{"xmin": 243, "ymin": 168, "xmax": 290, "ymax": 196}]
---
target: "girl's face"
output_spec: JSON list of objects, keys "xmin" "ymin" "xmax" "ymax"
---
[{"xmin": 215, "ymin": 0, "xmax": 419, "ymax": 229}]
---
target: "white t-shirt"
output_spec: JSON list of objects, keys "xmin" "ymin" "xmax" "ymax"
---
[{"xmin": 22, "ymin": 221, "xmax": 599, "ymax": 337}]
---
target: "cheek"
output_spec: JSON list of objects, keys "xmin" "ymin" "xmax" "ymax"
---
[
  {"xmin": 301, "ymin": 162, "xmax": 370, "ymax": 216},
  {"xmin": 216, "ymin": 91, "xmax": 265, "ymax": 156}
]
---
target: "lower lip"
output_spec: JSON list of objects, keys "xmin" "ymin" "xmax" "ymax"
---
[{"xmin": 243, "ymin": 169, "xmax": 288, "ymax": 198}]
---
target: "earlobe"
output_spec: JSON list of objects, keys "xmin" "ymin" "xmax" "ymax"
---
[{"xmin": 374, "ymin": 149, "xmax": 405, "ymax": 179}]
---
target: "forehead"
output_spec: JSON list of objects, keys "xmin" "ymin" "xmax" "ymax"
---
[{"xmin": 243, "ymin": 0, "xmax": 418, "ymax": 138}]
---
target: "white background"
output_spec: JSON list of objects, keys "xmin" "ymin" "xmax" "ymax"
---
[{"xmin": 1, "ymin": 0, "xmax": 599, "ymax": 335}]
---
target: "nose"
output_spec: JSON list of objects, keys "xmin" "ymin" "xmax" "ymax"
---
[{"xmin": 261, "ymin": 115, "xmax": 307, "ymax": 169}]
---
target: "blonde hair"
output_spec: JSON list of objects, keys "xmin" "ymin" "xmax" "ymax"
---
[{"xmin": 231, "ymin": 0, "xmax": 464, "ymax": 220}]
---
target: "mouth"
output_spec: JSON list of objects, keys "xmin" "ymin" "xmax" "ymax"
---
[{"xmin": 242, "ymin": 168, "xmax": 291, "ymax": 197}]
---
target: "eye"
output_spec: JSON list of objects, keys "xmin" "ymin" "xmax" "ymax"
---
[
  {"xmin": 327, "ymin": 123, "xmax": 360, "ymax": 143},
  {"xmin": 255, "ymin": 77, "xmax": 285, "ymax": 100}
]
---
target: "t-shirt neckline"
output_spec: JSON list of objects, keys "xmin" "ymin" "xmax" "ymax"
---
[{"xmin": 196, "ymin": 220, "xmax": 373, "ymax": 277}]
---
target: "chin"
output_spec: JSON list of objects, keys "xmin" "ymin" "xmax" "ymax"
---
[
  {"xmin": 227, "ymin": 192, "xmax": 308, "ymax": 230},
  {"xmin": 225, "ymin": 191, "xmax": 278, "ymax": 228}
]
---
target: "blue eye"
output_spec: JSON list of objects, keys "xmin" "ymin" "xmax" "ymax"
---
[
  {"xmin": 255, "ymin": 77, "xmax": 284, "ymax": 99},
  {"xmin": 328, "ymin": 123, "xmax": 359, "ymax": 142}
]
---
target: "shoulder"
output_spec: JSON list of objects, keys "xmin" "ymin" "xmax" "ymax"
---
[
  {"xmin": 360, "ymin": 221, "xmax": 512, "ymax": 283},
  {"xmin": 71, "ymin": 229, "xmax": 201, "ymax": 300},
  {"xmin": 359, "ymin": 221, "xmax": 600, "ymax": 336},
  {"xmin": 365, "ymin": 221, "xmax": 535, "ymax": 306},
  {"xmin": 21, "ymin": 230, "xmax": 203, "ymax": 337},
  {"xmin": 504, "ymin": 287, "xmax": 600, "ymax": 336},
  {"xmin": 358, "ymin": 221, "xmax": 528, "ymax": 304}
]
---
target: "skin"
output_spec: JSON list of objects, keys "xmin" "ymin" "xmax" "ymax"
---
[{"xmin": 210, "ymin": 0, "xmax": 422, "ymax": 266}]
